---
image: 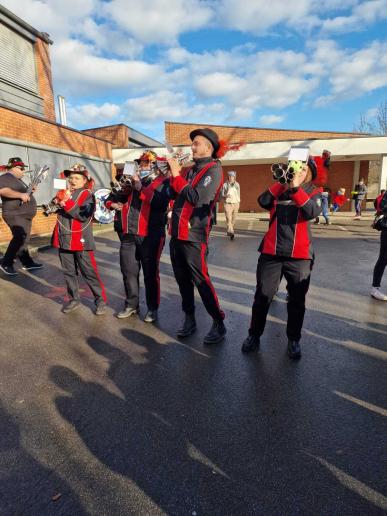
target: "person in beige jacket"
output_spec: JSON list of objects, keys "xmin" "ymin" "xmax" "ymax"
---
[{"xmin": 222, "ymin": 170, "xmax": 240, "ymax": 240}]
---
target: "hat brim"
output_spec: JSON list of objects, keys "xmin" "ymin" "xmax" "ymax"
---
[
  {"xmin": 190, "ymin": 129, "xmax": 220, "ymax": 156},
  {"xmin": 63, "ymin": 169, "xmax": 90, "ymax": 179}
]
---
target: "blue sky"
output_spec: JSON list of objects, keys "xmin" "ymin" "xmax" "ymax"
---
[{"xmin": 4, "ymin": 0, "xmax": 387, "ymax": 141}]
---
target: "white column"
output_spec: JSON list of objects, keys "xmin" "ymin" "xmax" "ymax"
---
[
  {"xmin": 379, "ymin": 155, "xmax": 387, "ymax": 191},
  {"xmin": 352, "ymin": 160, "xmax": 360, "ymax": 212}
]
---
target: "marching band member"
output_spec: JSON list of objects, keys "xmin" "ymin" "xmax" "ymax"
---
[
  {"xmin": 241, "ymin": 155, "xmax": 325, "ymax": 359},
  {"xmin": 51, "ymin": 164, "xmax": 107, "ymax": 315},
  {"xmin": 105, "ymin": 151, "xmax": 171, "ymax": 323},
  {"xmin": 167, "ymin": 128, "xmax": 226, "ymax": 344},
  {"xmin": 0, "ymin": 157, "xmax": 43, "ymax": 275}
]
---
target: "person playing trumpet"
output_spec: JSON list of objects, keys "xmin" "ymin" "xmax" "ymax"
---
[
  {"xmin": 105, "ymin": 151, "xmax": 172, "ymax": 323},
  {"xmin": 51, "ymin": 164, "xmax": 107, "ymax": 315},
  {"xmin": 241, "ymin": 154, "xmax": 324, "ymax": 359}
]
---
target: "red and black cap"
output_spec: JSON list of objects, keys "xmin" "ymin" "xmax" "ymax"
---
[
  {"xmin": 190, "ymin": 128, "xmax": 220, "ymax": 158},
  {"xmin": 63, "ymin": 163, "xmax": 91, "ymax": 179},
  {"xmin": 7, "ymin": 157, "xmax": 26, "ymax": 169}
]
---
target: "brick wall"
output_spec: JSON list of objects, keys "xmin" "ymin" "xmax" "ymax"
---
[
  {"xmin": 0, "ymin": 106, "xmax": 112, "ymax": 159},
  {"xmin": 35, "ymin": 38, "xmax": 56, "ymax": 122},
  {"xmin": 0, "ymin": 107, "xmax": 115, "ymax": 242},
  {"xmin": 220, "ymin": 161, "xmax": 369, "ymax": 212},
  {"xmin": 165, "ymin": 121, "xmax": 364, "ymax": 146},
  {"xmin": 83, "ymin": 125, "xmax": 129, "ymax": 148}
]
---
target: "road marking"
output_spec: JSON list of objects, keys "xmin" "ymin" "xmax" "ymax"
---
[{"xmin": 334, "ymin": 391, "xmax": 387, "ymax": 417}]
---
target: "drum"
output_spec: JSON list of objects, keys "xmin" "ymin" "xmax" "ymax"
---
[{"xmin": 94, "ymin": 188, "xmax": 115, "ymax": 224}]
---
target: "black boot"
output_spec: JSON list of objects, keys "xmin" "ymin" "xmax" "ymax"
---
[
  {"xmin": 287, "ymin": 339, "xmax": 301, "ymax": 359},
  {"xmin": 203, "ymin": 319, "xmax": 226, "ymax": 345},
  {"xmin": 177, "ymin": 313, "xmax": 197, "ymax": 338},
  {"xmin": 241, "ymin": 334, "xmax": 260, "ymax": 353}
]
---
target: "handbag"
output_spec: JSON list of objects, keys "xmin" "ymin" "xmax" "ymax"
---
[{"xmin": 372, "ymin": 214, "xmax": 387, "ymax": 231}]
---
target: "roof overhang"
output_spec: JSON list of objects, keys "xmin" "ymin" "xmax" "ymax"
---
[{"xmin": 113, "ymin": 135, "xmax": 387, "ymax": 166}]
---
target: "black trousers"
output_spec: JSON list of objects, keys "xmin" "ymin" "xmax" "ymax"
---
[
  {"xmin": 119, "ymin": 233, "xmax": 165, "ymax": 311},
  {"xmin": 170, "ymin": 238, "xmax": 224, "ymax": 321},
  {"xmin": 372, "ymin": 229, "xmax": 387, "ymax": 287},
  {"xmin": 59, "ymin": 249, "xmax": 107, "ymax": 305},
  {"xmin": 249, "ymin": 254, "xmax": 312, "ymax": 342},
  {"xmin": 2, "ymin": 214, "xmax": 34, "ymax": 267}
]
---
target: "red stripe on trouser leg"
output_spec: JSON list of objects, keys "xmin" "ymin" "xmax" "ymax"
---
[
  {"xmin": 200, "ymin": 243, "xmax": 225, "ymax": 320},
  {"xmin": 156, "ymin": 236, "xmax": 165, "ymax": 306},
  {"xmin": 88, "ymin": 251, "xmax": 107, "ymax": 302}
]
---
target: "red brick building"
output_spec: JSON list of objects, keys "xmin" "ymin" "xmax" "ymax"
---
[
  {"xmin": 0, "ymin": 5, "xmax": 114, "ymax": 243},
  {"xmin": 114, "ymin": 122, "xmax": 387, "ymax": 213}
]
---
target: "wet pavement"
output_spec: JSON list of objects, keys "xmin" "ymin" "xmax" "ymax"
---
[{"xmin": 0, "ymin": 218, "xmax": 386, "ymax": 515}]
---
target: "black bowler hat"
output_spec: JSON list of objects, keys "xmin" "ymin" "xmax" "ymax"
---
[{"xmin": 190, "ymin": 128, "xmax": 220, "ymax": 158}]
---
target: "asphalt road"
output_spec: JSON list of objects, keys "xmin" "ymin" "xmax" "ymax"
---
[{"xmin": 0, "ymin": 218, "xmax": 386, "ymax": 515}]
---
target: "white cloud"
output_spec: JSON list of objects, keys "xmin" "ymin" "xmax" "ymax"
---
[
  {"xmin": 52, "ymin": 39, "xmax": 163, "ymax": 95},
  {"xmin": 67, "ymin": 102, "xmax": 121, "ymax": 127},
  {"xmin": 103, "ymin": 0, "xmax": 213, "ymax": 45},
  {"xmin": 321, "ymin": 0, "xmax": 387, "ymax": 33},
  {"xmin": 260, "ymin": 114, "xmax": 285, "ymax": 125},
  {"xmin": 195, "ymin": 73, "xmax": 248, "ymax": 97},
  {"xmin": 125, "ymin": 90, "xmax": 226, "ymax": 124}
]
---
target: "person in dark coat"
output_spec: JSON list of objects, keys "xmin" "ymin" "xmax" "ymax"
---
[
  {"xmin": 51, "ymin": 164, "xmax": 107, "ymax": 315},
  {"xmin": 167, "ymin": 128, "xmax": 226, "ymax": 345},
  {"xmin": 241, "ymin": 155, "xmax": 323, "ymax": 359},
  {"xmin": 105, "ymin": 151, "xmax": 172, "ymax": 323},
  {"xmin": 0, "ymin": 157, "xmax": 43, "ymax": 275}
]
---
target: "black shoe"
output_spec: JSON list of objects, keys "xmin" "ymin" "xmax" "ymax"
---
[
  {"xmin": 62, "ymin": 300, "xmax": 81, "ymax": 314},
  {"xmin": 116, "ymin": 306, "xmax": 138, "ymax": 319},
  {"xmin": 203, "ymin": 319, "xmax": 227, "ymax": 345},
  {"xmin": 144, "ymin": 309, "xmax": 158, "ymax": 323},
  {"xmin": 230, "ymin": 233, "xmax": 235, "ymax": 240},
  {"xmin": 0, "ymin": 264, "xmax": 18, "ymax": 276},
  {"xmin": 95, "ymin": 303, "xmax": 107, "ymax": 316},
  {"xmin": 241, "ymin": 334, "xmax": 260, "ymax": 353},
  {"xmin": 22, "ymin": 262, "xmax": 43, "ymax": 270},
  {"xmin": 177, "ymin": 314, "xmax": 197, "ymax": 338},
  {"xmin": 287, "ymin": 339, "xmax": 301, "ymax": 359}
]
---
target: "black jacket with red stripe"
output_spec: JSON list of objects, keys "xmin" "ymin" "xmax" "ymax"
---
[
  {"xmin": 259, "ymin": 182, "xmax": 322, "ymax": 259},
  {"xmin": 52, "ymin": 188, "xmax": 96, "ymax": 251},
  {"xmin": 105, "ymin": 176, "xmax": 172, "ymax": 237},
  {"xmin": 170, "ymin": 157, "xmax": 223, "ymax": 243}
]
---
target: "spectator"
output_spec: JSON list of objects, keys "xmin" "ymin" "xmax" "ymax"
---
[
  {"xmin": 353, "ymin": 179, "xmax": 367, "ymax": 219},
  {"xmin": 314, "ymin": 187, "xmax": 331, "ymax": 225},
  {"xmin": 331, "ymin": 187, "xmax": 348, "ymax": 213},
  {"xmin": 222, "ymin": 170, "xmax": 240, "ymax": 240}
]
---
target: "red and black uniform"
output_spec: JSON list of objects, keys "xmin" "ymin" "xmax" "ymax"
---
[
  {"xmin": 105, "ymin": 175, "xmax": 171, "ymax": 311},
  {"xmin": 52, "ymin": 188, "xmax": 107, "ymax": 307},
  {"xmin": 169, "ymin": 157, "xmax": 225, "ymax": 321},
  {"xmin": 249, "ymin": 181, "xmax": 322, "ymax": 342}
]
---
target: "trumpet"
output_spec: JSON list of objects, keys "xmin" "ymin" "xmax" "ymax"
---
[
  {"xmin": 271, "ymin": 160, "xmax": 304, "ymax": 184},
  {"xmin": 42, "ymin": 189, "xmax": 71, "ymax": 216},
  {"xmin": 156, "ymin": 152, "xmax": 191, "ymax": 175}
]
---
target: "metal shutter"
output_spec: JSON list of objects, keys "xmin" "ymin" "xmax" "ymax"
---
[{"xmin": 0, "ymin": 22, "xmax": 38, "ymax": 94}]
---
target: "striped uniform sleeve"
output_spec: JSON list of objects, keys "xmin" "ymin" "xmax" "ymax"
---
[
  {"xmin": 290, "ymin": 187, "xmax": 322, "ymax": 220},
  {"xmin": 258, "ymin": 182, "xmax": 287, "ymax": 211}
]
